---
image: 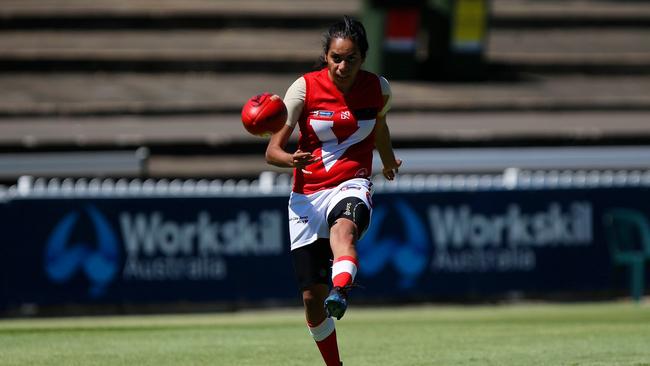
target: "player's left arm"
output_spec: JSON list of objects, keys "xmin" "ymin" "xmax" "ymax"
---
[{"xmin": 374, "ymin": 76, "xmax": 402, "ymax": 181}]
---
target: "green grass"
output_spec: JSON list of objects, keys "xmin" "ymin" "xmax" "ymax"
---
[{"xmin": 1, "ymin": 302, "xmax": 649, "ymax": 366}]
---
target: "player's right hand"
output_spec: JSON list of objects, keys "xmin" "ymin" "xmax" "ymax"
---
[{"xmin": 292, "ymin": 149, "xmax": 320, "ymax": 173}]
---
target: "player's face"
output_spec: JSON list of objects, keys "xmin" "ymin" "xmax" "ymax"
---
[{"xmin": 326, "ymin": 37, "xmax": 364, "ymax": 92}]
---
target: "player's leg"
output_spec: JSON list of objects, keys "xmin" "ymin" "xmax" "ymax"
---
[
  {"xmin": 325, "ymin": 195, "xmax": 370, "ymax": 319},
  {"xmin": 303, "ymin": 284, "xmax": 342, "ymax": 366},
  {"xmin": 291, "ymin": 239, "xmax": 343, "ymax": 366}
]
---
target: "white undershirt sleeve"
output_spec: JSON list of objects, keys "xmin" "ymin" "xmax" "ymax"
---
[
  {"xmin": 283, "ymin": 77, "xmax": 306, "ymax": 128},
  {"xmin": 378, "ymin": 76, "xmax": 392, "ymax": 117}
]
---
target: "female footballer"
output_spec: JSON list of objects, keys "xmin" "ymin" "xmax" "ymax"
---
[{"xmin": 265, "ymin": 16, "xmax": 401, "ymax": 366}]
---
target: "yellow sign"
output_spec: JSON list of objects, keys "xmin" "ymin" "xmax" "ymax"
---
[{"xmin": 452, "ymin": 0, "xmax": 487, "ymax": 53}]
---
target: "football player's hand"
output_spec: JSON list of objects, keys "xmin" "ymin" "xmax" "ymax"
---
[
  {"xmin": 382, "ymin": 158, "xmax": 402, "ymax": 181},
  {"xmin": 292, "ymin": 149, "xmax": 320, "ymax": 174}
]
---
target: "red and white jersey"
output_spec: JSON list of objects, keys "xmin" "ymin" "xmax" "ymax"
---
[{"xmin": 292, "ymin": 68, "xmax": 385, "ymax": 194}]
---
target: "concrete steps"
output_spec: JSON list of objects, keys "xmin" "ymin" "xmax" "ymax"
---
[
  {"xmin": 1, "ymin": 0, "xmax": 649, "ymax": 181},
  {"xmin": 488, "ymin": 28, "xmax": 650, "ymax": 74},
  {"xmin": 0, "ymin": 0, "xmax": 648, "ymax": 74},
  {"xmin": 491, "ymin": 0, "xmax": 650, "ymax": 27},
  {"xmin": 2, "ymin": 110, "xmax": 649, "ymax": 178},
  {"xmin": 0, "ymin": 29, "xmax": 318, "ymax": 73},
  {"xmin": 0, "ymin": 0, "xmax": 359, "ymax": 29},
  {"xmin": 2, "ymin": 73, "xmax": 650, "ymax": 117},
  {"xmin": 1, "ymin": 0, "xmax": 649, "ymax": 28},
  {"xmin": 1, "ymin": 27, "xmax": 649, "ymax": 74}
]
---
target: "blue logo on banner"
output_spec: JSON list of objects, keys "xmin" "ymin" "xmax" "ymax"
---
[
  {"xmin": 44, "ymin": 205, "xmax": 119, "ymax": 297},
  {"xmin": 358, "ymin": 200, "xmax": 429, "ymax": 289}
]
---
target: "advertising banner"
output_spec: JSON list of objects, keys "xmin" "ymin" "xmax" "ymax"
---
[
  {"xmin": 2, "ymin": 196, "xmax": 296, "ymax": 306},
  {"xmin": 358, "ymin": 188, "xmax": 650, "ymax": 298},
  {"xmin": 2, "ymin": 187, "xmax": 650, "ymax": 307}
]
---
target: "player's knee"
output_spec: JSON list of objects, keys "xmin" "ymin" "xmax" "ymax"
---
[
  {"xmin": 330, "ymin": 219, "xmax": 358, "ymax": 242},
  {"xmin": 302, "ymin": 288, "xmax": 325, "ymax": 309},
  {"xmin": 302, "ymin": 290, "xmax": 317, "ymax": 305},
  {"xmin": 303, "ymin": 290, "xmax": 327, "ymax": 321}
]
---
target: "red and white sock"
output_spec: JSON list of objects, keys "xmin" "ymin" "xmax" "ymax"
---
[
  {"xmin": 332, "ymin": 256, "xmax": 358, "ymax": 288},
  {"xmin": 308, "ymin": 317, "xmax": 340, "ymax": 366}
]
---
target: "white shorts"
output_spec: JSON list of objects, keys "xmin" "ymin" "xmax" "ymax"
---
[{"xmin": 288, "ymin": 178, "xmax": 373, "ymax": 251}]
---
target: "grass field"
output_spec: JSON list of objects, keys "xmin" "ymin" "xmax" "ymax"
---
[{"xmin": 1, "ymin": 302, "xmax": 649, "ymax": 366}]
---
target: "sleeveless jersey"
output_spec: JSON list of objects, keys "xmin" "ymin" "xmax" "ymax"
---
[{"xmin": 293, "ymin": 68, "xmax": 384, "ymax": 194}]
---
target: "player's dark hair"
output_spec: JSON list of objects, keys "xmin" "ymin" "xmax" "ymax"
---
[{"xmin": 318, "ymin": 16, "xmax": 369, "ymax": 67}]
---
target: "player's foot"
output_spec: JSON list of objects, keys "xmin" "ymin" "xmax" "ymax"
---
[{"xmin": 325, "ymin": 286, "xmax": 348, "ymax": 320}]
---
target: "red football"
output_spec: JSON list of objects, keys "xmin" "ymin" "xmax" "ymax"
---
[{"xmin": 241, "ymin": 93, "xmax": 288, "ymax": 137}]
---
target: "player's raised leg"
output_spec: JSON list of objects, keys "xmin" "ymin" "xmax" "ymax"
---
[
  {"xmin": 326, "ymin": 218, "xmax": 359, "ymax": 320},
  {"xmin": 326, "ymin": 194, "xmax": 370, "ymax": 319}
]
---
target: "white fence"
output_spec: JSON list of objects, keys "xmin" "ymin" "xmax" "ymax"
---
[{"xmin": 3, "ymin": 169, "xmax": 650, "ymax": 201}]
